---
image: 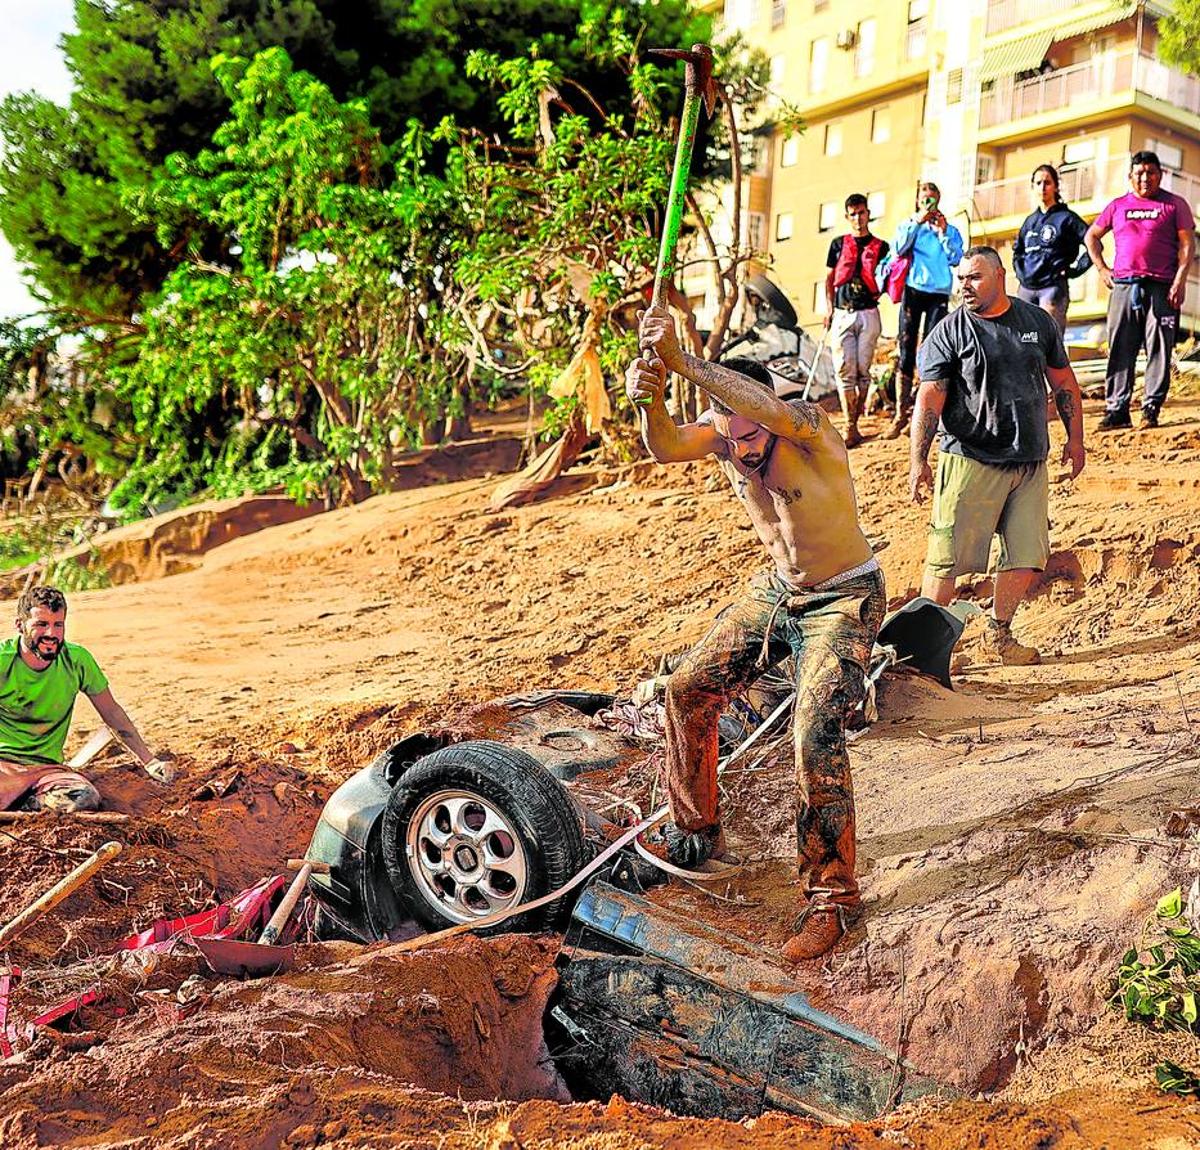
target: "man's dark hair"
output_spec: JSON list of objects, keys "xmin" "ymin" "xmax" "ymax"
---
[
  {"xmin": 711, "ymin": 357, "xmax": 775, "ymax": 416},
  {"xmin": 17, "ymin": 585, "xmax": 67, "ymax": 623},
  {"xmin": 844, "ymin": 193, "xmax": 868, "ymax": 212},
  {"xmin": 963, "ymin": 245, "xmax": 1004, "ymax": 270},
  {"xmin": 1130, "ymin": 150, "xmax": 1162, "ymax": 171}
]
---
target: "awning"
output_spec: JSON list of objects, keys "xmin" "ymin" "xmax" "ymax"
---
[
  {"xmin": 1050, "ymin": 1, "xmax": 1138, "ymax": 44},
  {"xmin": 981, "ymin": 30, "xmax": 1054, "ymax": 80}
]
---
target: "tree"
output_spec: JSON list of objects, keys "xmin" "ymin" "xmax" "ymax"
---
[
  {"xmin": 112, "ymin": 48, "xmax": 486, "ymax": 509},
  {"xmin": 0, "ymin": 0, "xmax": 708, "ymax": 323},
  {"xmin": 1160, "ymin": 2, "xmax": 1200, "ymax": 76}
]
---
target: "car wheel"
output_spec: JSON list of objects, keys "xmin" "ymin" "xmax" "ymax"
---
[{"xmin": 380, "ymin": 739, "xmax": 586, "ymax": 934}]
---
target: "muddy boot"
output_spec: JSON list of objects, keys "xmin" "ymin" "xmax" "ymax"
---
[
  {"xmin": 838, "ymin": 388, "xmax": 863, "ymax": 449},
  {"xmin": 781, "ymin": 904, "xmax": 855, "ymax": 962},
  {"xmin": 661, "ymin": 822, "xmax": 725, "ymax": 869},
  {"xmin": 981, "ymin": 618, "xmax": 1041, "ymax": 666},
  {"xmin": 883, "ymin": 372, "xmax": 913, "ymax": 440}
]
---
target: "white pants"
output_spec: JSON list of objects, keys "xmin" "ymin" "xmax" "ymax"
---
[{"xmin": 831, "ymin": 307, "xmax": 881, "ymax": 394}]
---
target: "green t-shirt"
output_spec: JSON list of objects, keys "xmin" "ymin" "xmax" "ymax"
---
[{"xmin": 0, "ymin": 637, "xmax": 108, "ymax": 765}]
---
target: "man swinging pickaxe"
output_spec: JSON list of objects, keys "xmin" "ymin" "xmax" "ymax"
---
[{"xmin": 628, "ymin": 43, "xmax": 886, "ymax": 963}]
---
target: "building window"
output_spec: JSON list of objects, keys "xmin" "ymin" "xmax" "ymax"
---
[
  {"xmin": 867, "ymin": 191, "xmax": 886, "ymax": 220},
  {"xmin": 946, "ymin": 68, "xmax": 964, "ymax": 105},
  {"xmin": 824, "ymin": 122, "xmax": 843, "ymax": 157},
  {"xmin": 908, "ymin": 0, "xmax": 929, "ymax": 18},
  {"xmin": 819, "ymin": 201, "xmax": 839, "ymax": 231},
  {"xmin": 768, "ymin": 54, "xmax": 786, "ymax": 106},
  {"xmin": 855, "ymin": 18, "xmax": 876, "ymax": 77},
  {"xmin": 748, "ymin": 136, "xmax": 770, "ymax": 174},
  {"xmin": 724, "ymin": 0, "xmax": 760, "ymax": 31},
  {"xmin": 813, "ymin": 282, "xmax": 828, "ymax": 315},
  {"xmin": 871, "ymin": 107, "xmax": 891, "ymax": 144},
  {"xmin": 771, "ymin": 0, "xmax": 786, "ymax": 30},
  {"xmin": 1063, "ymin": 140, "xmax": 1097, "ymax": 165},
  {"xmin": 1148, "ymin": 139, "xmax": 1184, "ymax": 171},
  {"xmin": 809, "ymin": 37, "xmax": 829, "ymax": 93},
  {"xmin": 747, "ymin": 212, "xmax": 766, "ymax": 253},
  {"xmin": 780, "ymin": 135, "xmax": 800, "ymax": 166},
  {"xmin": 776, "ymin": 211, "xmax": 794, "ymax": 241}
]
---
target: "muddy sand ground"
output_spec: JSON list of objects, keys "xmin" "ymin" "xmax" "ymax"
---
[{"xmin": 2, "ymin": 397, "xmax": 1200, "ymax": 1147}]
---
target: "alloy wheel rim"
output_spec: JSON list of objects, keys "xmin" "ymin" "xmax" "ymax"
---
[{"xmin": 404, "ymin": 788, "xmax": 529, "ymax": 923}]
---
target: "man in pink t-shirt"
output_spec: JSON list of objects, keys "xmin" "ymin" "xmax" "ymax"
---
[{"xmin": 1086, "ymin": 151, "xmax": 1196, "ymax": 430}]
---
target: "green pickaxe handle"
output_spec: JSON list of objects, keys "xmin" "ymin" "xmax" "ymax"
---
[
  {"xmin": 637, "ymin": 44, "xmax": 718, "ymax": 405},
  {"xmin": 650, "ymin": 80, "xmax": 705, "ymax": 311}
]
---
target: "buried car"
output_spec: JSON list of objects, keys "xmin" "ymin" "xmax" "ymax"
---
[
  {"xmin": 303, "ymin": 691, "xmax": 652, "ymax": 943},
  {"xmin": 302, "ymin": 599, "xmax": 967, "ymax": 944},
  {"xmin": 301, "ymin": 603, "xmax": 966, "ymax": 1124}
]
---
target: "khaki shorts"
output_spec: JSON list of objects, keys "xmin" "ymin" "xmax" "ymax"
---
[{"xmin": 925, "ymin": 453, "xmax": 1049, "ymax": 578}]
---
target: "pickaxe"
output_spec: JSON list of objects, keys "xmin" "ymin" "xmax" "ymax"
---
[
  {"xmin": 646, "ymin": 44, "xmax": 720, "ymax": 311},
  {"xmin": 634, "ymin": 44, "xmax": 720, "ymax": 403}
]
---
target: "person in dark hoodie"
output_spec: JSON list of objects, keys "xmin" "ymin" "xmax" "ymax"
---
[{"xmin": 1012, "ymin": 164, "xmax": 1091, "ymax": 334}]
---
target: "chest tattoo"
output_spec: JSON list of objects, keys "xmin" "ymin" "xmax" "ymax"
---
[{"xmin": 771, "ymin": 485, "xmax": 804, "ymax": 505}]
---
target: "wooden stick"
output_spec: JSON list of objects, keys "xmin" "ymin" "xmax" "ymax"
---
[
  {"xmin": 259, "ymin": 864, "xmax": 312, "ymax": 946},
  {"xmin": 0, "ymin": 810, "xmax": 130, "ymax": 825},
  {"xmin": 0, "ymin": 840, "xmax": 122, "ymax": 948},
  {"xmin": 66, "ymin": 728, "xmax": 115, "ymax": 770}
]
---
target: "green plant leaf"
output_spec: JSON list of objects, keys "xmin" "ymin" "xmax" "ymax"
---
[{"xmin": 1158, "ymin": 888, "xmax": 1183, "ymax": 919}]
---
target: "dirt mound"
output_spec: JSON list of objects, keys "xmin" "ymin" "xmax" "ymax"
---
[
  {"xmin": 0, "ymin": 494, "xmax": 322, "ymax": 594},
  {"xmin": 0, "ymin": 935, "xmax": 563, "ymax": 1150},
  {"xmin": 3, "ymin": 395, "xmax": 1200, "ymax": 1144}
]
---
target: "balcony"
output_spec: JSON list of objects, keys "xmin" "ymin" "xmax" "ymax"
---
[
  {"xmin": 972, "ymin": 155, "xmax": 1200, "ymax": 226},
  {"xmin": 973, "ymin": 161, "xmax": 1100, "ymax": 220},
  {"xmin": 980, "ymin": 51, "xmax": 1200, "ymax": 131}
]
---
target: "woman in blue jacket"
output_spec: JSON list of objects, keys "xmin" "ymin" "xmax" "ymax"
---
[
  {"xmin": 886, "ymin": 182, "xmax": 964, "ymax": 438},
  {"xmin": 1013, "ymin": 164, "xmax": 1091, "ymax": 334}
]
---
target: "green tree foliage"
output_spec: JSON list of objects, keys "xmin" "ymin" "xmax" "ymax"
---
[
  {"xmin": 1, "ymin": 3, "xmax": 784, "ymax": 513},
  {"xmin": 113, "ymin": 49, "xmax": 481, "ymax": 510},
  {"xmin": 1160, "ymin": 1, "xmax": 1200, "ymax": 76},
  {"xmin": 0, "ymin": 0, "xmax": 707, "ymax": 321}
]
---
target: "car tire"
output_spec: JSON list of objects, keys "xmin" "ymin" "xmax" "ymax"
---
[{"xmin": 380, "ymin": 739, "xmax": 586, "ymax": 935}]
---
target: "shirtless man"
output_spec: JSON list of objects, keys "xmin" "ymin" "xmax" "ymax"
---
[{"xmin": 628, "ymin": 305, "xmax": 886, "ymax": 960}]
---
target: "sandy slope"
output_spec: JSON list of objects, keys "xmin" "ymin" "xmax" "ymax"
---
[{"xmin": 2, "ymin": 397, "xmax": 1200, "ymax": 1145}]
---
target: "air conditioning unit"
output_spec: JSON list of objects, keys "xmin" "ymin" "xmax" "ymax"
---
[{"xmin": 835, "ymin": 28, "xmax": 858, "ymax": 50}]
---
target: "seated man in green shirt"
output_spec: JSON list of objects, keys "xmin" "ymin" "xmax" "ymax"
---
[{"xmin": 0, "ymin": 585, "xmax": 171, "ymax": 813}]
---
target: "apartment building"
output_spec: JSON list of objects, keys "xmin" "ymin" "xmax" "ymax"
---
[{"xmin": 718, "ymin": 0, "xmax": 1200, "ymax": 339}]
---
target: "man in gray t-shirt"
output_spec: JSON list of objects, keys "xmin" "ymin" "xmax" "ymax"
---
[{"xmin": 908, "ymin": 246, "xmax": 1086, "ymax": 665}]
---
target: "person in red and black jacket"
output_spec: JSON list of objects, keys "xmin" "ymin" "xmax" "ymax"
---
[{"xmin": 824, "ymin": 195, "xmax": 889, "ymax": 447}]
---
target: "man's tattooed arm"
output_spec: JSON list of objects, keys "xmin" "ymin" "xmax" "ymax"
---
[
  {"xmin": 677, "ymin": 352, "xmax": 824, "ymax": 441},
  {"xmin": 1053, "ymin": 387, "xmax": 1075, "ymax": 433},
  {"xmin": 908, "ymin": 378, "xmax": 947, "ymax": 503},
  {"xmin": 910, "ymin": 377, "xmax": 948, "ymax": 465},
  {"xmin": 1047, "ymin": 363, "xmax": 1086, "ymax": 478}
]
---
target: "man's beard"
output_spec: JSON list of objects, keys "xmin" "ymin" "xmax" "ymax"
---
[{"xmin": 27, "ymin": 636, "xmax": 61, "ymax": 661}]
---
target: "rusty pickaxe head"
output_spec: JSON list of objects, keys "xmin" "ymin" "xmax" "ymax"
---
[{"xmin": 648, "ymin": 43, "xmax": 720, "ymax": 118}]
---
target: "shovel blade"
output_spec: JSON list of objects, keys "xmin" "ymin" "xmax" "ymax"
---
[{"xmin": 195, "ymin": 935, "xmax": 294, "ymax": 978}]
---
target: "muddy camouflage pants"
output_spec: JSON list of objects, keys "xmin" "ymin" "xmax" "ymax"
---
[{"xmin": 664, "ymin": 568, "xmax": 886, "ymax": 908}]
